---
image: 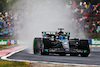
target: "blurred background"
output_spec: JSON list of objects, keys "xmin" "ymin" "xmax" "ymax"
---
[
  {"xmin": 0, "ymin": 0, "xmax": 100, "ymax": 52},
  {"xmin": 0, "ymin": 0, "xmax": 100, "ymax": 39}
]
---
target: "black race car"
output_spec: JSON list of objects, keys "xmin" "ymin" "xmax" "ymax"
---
[{"xmin": 33, "ymin": 28, "xmax": 90, "ymax": 57}]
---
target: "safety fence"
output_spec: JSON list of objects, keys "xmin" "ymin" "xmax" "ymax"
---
[
  {"xmin": 88, "ymin": 39, "xmax": 100, "ymax": 45},
  {"xmin": 88, "ymin": 39, "xmax": 100, "ymax": 47},
  {"xmin": 0, "ymin": 39, "xmax": 100, "ymax": 46},
  {"xmin": 0, "ymin": 40, "xmax": 17, "ymax": 45}
]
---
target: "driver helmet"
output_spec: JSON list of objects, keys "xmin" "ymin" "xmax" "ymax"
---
[{"xmin": 58, "ymin": 30, "xmax": 64, "ymax": 35}]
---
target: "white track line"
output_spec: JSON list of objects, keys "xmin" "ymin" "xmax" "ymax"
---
[{"xmin": 1, "ymin": 48, "xmax": 100, "ymax": 67}]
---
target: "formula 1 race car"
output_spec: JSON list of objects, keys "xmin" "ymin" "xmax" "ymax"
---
[{"xmin": 33, "ymin": 28, "xmax": 90, "ymax": 57}]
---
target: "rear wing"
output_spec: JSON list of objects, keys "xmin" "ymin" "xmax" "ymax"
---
[
  {"xmin": 58, "ymin": 28, "xmax": 64, "ymax": 30},
  {"xmin": 42, "ymin": 31, "xmax": 57, "ymax": 35},
  {"xmin": 42, "ymin": 31, "xmax": 70, "ymax": 36}
]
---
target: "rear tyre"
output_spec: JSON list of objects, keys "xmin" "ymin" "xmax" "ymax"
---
[
  {"xmin": 70, "ymin": 54, "xmax": 79, "ymax": 56},
  {"xmin": 79, "ymin": 40, "xmax": 90, "ymax": 57},
  {"xmin": 81, "ymin": 53, "xmax": 89, "ymax": 57},
  {"xmin": 59, "ymin": 53, "xmax": 66, "ymax": 56},
  {"xmin": 33, "ymin": 38, "xmax": 41, "ymax": 54},
  {"xmin": 79, "ymin": 40, "xmax": 90, "ymax": 50}
]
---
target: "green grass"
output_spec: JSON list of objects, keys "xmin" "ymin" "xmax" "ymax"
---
[
  {"xmin": 0, "ymin": 60, "xmax": 30, "ymax": 67},
  {"xmin": 0, "ymin": 37, "xmax": 31, "ymax": 67}
]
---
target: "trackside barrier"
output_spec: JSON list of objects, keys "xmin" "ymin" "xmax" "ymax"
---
[
  {"xmin": 91, "ymin": 39, "xmax": 100, "ymax": 45},
  {"xmin": 88, "ymin": 39, "xmax": 91, "ymax": 45},
  {"xmin": 0, "ymin": 39, "xmax": 99, "ymax": 47},
  {"xmin": 0, "ymin": 40, "xmax": 17, "ymax": 45},
  {"xmin": 88, "ymin": 39, "xmax": 100, "ymax": 47}
]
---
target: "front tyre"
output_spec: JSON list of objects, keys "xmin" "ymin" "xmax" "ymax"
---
[{"xmin": 33, "ymin": 38, "xmax": 41, "ymax": 54}]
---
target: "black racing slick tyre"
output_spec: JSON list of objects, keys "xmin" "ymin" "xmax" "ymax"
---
[
  {"xmin": 59, "ymin": 53, "xmax": 66, "ymax": 56},
  {"xmin": 70, "ymin": 54, "xmax": 79, "ymax": 56},
  {"xmin": 79, "ymin": 40, "xmax": 90, "ymax": 50},
  {"xmin": 33, "ymin": 38, "xmax": 41, "ymax": 54},
  {"xmin": 81, "ymin": 53, "xmax": 89, "ymax": 57},
  {"xmin": 79, "ymin": 40, "xmax": 90, "ymax": 57}
]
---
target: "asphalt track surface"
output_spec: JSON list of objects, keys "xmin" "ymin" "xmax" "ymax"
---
[{"xmin": 8, "ymin": 47, "xmax": 100, "ymax": 65}]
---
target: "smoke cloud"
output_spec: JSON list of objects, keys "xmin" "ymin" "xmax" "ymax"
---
[{"xmin": 12, "ymin": 0, "xmax": 85, "ymax": 53}]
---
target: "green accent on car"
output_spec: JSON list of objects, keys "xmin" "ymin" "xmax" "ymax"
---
[{"xmin": 34, "ymin": 39, "xmax": 35, "ymax": 48}]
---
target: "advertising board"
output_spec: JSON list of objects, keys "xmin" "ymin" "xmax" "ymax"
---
[{"xmin": 0, "ymin": 40, "xmax": 17, "ymax": 45}]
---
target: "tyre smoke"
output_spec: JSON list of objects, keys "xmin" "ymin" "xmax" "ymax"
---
[{"xmin": 12, "ymin": 0, "xmax": 85, "ymax": 53}]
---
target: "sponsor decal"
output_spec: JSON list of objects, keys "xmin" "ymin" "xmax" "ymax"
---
[
  {"xmin": 91, "ymin": 39, "xmax": 100, "ymax": 45},
  {"xmin": 0, "ymin": 40, "xmax": 17, "ymax": 45},
  {"xmin": 9, "ymin": 40, "xmax": 17, "ymax": 44},
  {"xmin": 0, "ymin": 40, "xmax": 7, "ymax": 45}
]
